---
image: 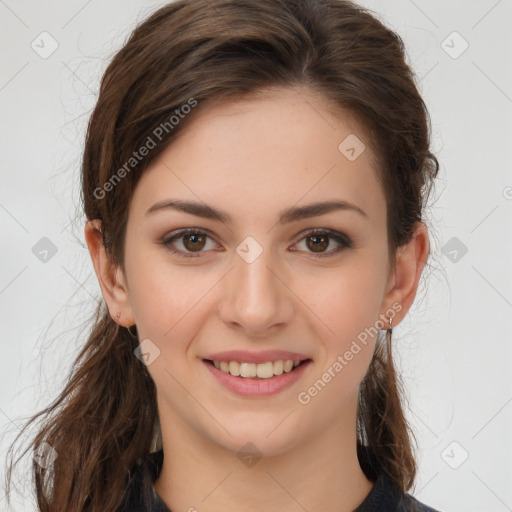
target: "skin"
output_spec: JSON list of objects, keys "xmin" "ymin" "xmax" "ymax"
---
[{"xmin": 85, "ymin": 86, "xmax": 429, "ymax": 512}]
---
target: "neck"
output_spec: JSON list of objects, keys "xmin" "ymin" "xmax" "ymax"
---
[{"xmin": 153, "ymin": 395, "xmax": 374, "ymax": 512}]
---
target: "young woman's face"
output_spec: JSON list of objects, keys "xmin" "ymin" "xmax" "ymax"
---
[{"xmin": 121, "ymin": 87, "xmax": 396, "ymax": 455}]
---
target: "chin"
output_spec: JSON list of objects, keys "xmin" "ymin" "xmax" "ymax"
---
[{"xmin": 207, "ymin": 420, "xmax": 305, "ymax": 460}]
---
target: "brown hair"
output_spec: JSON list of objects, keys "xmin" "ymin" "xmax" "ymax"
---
[{"xmin": 5, "ymin": 0, "xmax": 438, "ymax": 510}]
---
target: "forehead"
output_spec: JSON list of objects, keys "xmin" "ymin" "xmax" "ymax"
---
[{"xmin": 130, "ymin": 87, "xmax": 386, "ymax": 227}]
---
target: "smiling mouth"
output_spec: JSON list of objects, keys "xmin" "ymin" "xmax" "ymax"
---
[{"xmin": 203, "ymin": 358, "xmax": 312, "ymax": 379}]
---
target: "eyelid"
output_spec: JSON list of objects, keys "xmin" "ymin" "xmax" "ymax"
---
[
  {"xmin": 160, "ymin": 227, "xmax": 352, "ymax": 258},
  {"xmin": 295, "ymin": 227, "xmax": 352, "ymax": 245},
  {"xmin": 160, "ymin": 228, "xmax": 221, "ymax": 258},
  {"xmin": 291, "ymin": 227, "xmax": 353, "ymax": 257}
]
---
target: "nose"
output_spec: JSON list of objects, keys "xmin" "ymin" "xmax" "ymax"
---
[{"xmin": 216, "ymin": 246, "xmax": 295, "ymax": 337}]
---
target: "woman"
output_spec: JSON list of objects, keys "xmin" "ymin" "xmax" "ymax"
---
[{"xmin": 5, "ymin": 0, "xmax": 442, "ymax": 510}]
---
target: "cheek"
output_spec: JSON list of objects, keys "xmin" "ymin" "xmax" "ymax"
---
[
  {"xmin": 295, "ymin": 270, "xmax": 384, "ymax": 412},
  {"xmin": 125, "ymin": 234, "xmax": 203, "ymax": 315},
  {"xmin": 126, "ymin": 261, "xmax": 214, "ymax": 397},
  {"xmin": 304, "ymin": 257, "xmax": 387, "ymax": 342},
  {"xmin": 128, "ymin": 263, "xmax": 212, "ymax": 342},
  {"xmin": 295, "ymin": 252, "xmax": 388, "ymax": 392}
]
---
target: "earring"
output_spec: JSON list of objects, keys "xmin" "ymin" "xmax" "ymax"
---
[
  {"xmin": 386, "ymin": 316, "xmax": 393, "ymax": 346},
  {"xmin": 127, "ymin": 324, "xmax": 138, "ymax": 339},
  {"xmin": 116, "ymin": 313, "xmax": 120, "ymax": 319}
]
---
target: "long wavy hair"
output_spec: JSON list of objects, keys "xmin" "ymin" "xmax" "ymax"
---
[{"xmin": 4, "ymin": 0, "xmax": 439, "ymax": 510}]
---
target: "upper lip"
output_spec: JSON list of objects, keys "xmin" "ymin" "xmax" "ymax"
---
[{"xmin": 203, "ymin": 350, "xmax": 312, "ymax": 364}]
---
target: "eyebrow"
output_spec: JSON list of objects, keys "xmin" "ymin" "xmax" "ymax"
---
[{"xmin": 144, "ymin": 199, "xmax": 368, "ymax": 224}]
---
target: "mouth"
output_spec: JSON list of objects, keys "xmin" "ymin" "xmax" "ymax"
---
[{"xmin": 203, "ymin": 358, "xmax": 312, "ymax": 380}]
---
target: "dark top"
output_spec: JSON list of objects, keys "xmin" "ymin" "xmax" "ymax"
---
[{"xmin": 117, "ymin": 449, "xmax": 441, "ymax": 512}]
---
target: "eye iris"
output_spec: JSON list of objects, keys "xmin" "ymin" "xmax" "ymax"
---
[
  {"xmin": 307, "ymin": 234, "xmax": 328, "ymax": 252},
  {"xmin": 184, "ymin": 233, "xmax": 206, "ymax": 251}
]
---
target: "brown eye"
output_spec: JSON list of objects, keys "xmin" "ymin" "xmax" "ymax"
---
[
  {"xmin": 294, "ymin": 229, "xmax": 352, "ymax": 258},
  {"xmin": 305, "ymin": 234, "xmax": 329, "ymax": 253},
  {"xmin": 182, "ymin": 233, "xmax": 207, "ymax": 252},
  {"xmin": 161, "ymin": 229, "xmax": 217, "ymax": 258}
]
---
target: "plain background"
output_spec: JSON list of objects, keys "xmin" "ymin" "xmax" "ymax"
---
[{"xmin": 1, "ymin": 1, "xmax": 511, "ymax": 510}]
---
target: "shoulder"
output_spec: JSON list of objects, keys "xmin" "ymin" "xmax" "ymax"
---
[
  {"xmin": 355, "ymin": 445, "xmax": 442, "ymax": 512},
  {"xmin": 399, "ymin": 494, "xmax": 442, "ymax": 512},
  {"xmin": 398, "ymin": 494, "xmax": 442, "ymax": 512},
  {"xmin": 355, "ymin": 471, "xmax": 442, "ymax": 512}
]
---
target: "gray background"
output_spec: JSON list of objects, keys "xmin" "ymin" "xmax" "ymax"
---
[{"xmin": 1, "ymin": 1, "xmax": 511, "ymax": 510}]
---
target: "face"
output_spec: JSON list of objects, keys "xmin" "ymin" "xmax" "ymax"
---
[{"xmin": 117, "ymin": 87, "xmax": 398, "ymax": 456}]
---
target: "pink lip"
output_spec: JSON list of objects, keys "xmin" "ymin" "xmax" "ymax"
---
[
  {"xmin": 202, "ymin": 350, "xmax": 311, "ymax": 364},
  {"xmin": 203, "ymin": 359, "xmax": 312, "ymax": 397}
]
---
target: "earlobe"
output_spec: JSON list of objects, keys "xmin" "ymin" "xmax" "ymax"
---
[
  {"xmin": 381, "ymin": 222, "xmax": 429, "ymax": 326},
  {"xmin": 84, "ymin": 220, "xmax": 135, "ymax": 327}
]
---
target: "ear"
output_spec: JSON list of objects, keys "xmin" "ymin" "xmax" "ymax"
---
[
  {"xmin": 380, "ymin": 222, "xmax": 430, "ymax": 327},
  {"xmin": 84, "ymin": 219, "xmax": 135, "ymax": 327}
]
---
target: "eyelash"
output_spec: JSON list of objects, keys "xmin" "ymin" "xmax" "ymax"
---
[{"xmin": 160, "ymin": 228, "xmax": 353, "ymax": 259}]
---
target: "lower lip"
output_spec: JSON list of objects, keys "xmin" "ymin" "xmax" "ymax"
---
[{"xmin": 203, "ymin": 359, "xmax": 312, "ymax": 397}]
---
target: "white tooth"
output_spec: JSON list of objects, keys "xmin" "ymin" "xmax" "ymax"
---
[
  {"xmin": 273, "ymin": 360, "xmax": 284, "ymax": 375},
  {"xmin": 240, "ymin": 362, "xmax": 257, "ymax": 378},
  {"xmin": 213, "ymin": 359, "xmax": 304, "ymax": 378},
  {"xmin": 283, "ymin": 360, "xmax": 294, "ymax": 372},
  {"xmin": 229, "ymin": 361, "xmax": 241, "ymax": 376},
  {"xmin": 256, "ymin": 362, "xmax": 274, "ymax": 379}
]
